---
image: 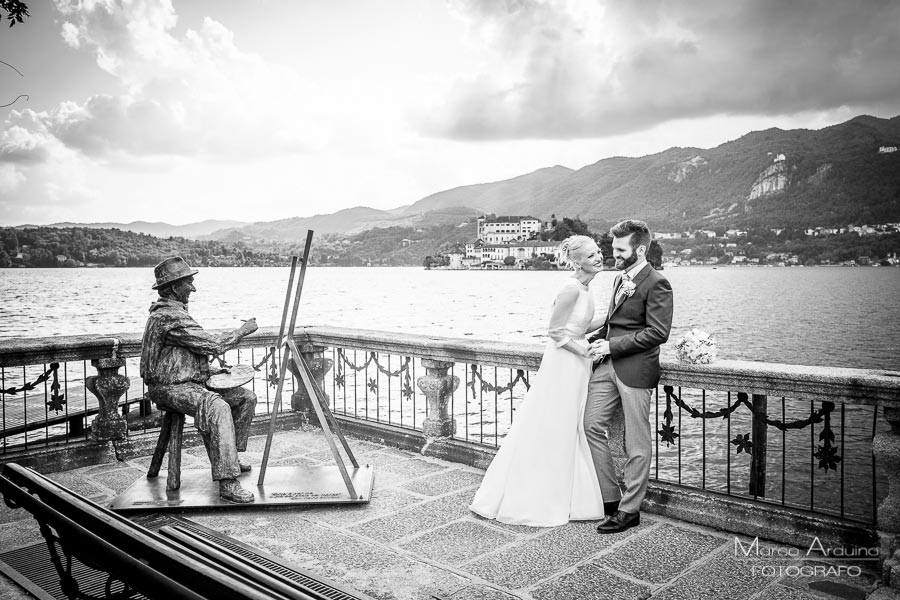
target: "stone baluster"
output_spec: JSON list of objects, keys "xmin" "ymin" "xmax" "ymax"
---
[
  {"xmin": 291, "ymin": 343, "xmax": 334, "ymax": 417},
  {"xmin": 85, "ymin": 357, "xmax": 129, "ymax": 443},
  {"xmin": 875, "ymin": 405, "xmax": 900, "ymax": 586},
  {"xmin": 417, "ymin": 359, "xmax": 459, "ymax": 438}
]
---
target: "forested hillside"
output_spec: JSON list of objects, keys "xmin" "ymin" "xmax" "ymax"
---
[{"xmin": 0, "ymin": 227, "xmax": 287, "ymax": 268}]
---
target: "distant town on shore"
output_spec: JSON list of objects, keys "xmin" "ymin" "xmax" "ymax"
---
[
  {"xmin": 423, "ymin": 215, "xmax": 900, "ymax": 270},
  {"xmin": 2, "ymin": 212, "xmax": 899, "ymax": 270}
]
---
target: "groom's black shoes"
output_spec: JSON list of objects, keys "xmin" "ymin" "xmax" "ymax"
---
[
  {"xmin": 603, "ymin": 500, "xmax": 620, "ymax": 516},
  {"xmin": 597, "ymin": 510, "xmax": 640, "ymax": 534}
]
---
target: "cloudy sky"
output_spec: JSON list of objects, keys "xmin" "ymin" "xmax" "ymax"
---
[{"xmin": 1, "ymin": 0, "xmax": 899, "ymax": 227}]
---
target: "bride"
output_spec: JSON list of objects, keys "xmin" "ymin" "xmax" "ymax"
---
[{"xmin": 469, "ymin": 235, "xmax": 608, "ymax": 526}]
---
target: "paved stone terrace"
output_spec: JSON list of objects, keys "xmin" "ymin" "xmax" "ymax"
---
[{"xmin": 0, "ymin": 427, "xmax": 885, "ymax": 600}]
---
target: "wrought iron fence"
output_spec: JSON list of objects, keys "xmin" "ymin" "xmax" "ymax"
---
[{"xmin": 1, "ymin": 326, "xmax": 895, "ymax": 527}]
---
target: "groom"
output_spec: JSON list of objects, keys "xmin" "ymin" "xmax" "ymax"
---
[{"xmin": 585, "ymin": 219, "xmax": 673, "ymax": 534}]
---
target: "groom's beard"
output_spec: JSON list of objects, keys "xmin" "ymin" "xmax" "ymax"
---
[{"xmin": 615, "ymin": 252, "xmax": 638, "ymax": 271}]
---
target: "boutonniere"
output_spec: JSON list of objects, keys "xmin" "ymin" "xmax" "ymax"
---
[{"xmin": 620, "ymin": 279, "xmax": 636, "ymax": 298}]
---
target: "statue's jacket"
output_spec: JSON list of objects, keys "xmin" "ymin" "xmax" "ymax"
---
[{"xmin": 140, "ymin": 298, "xmax": 241, "ymax": 386}]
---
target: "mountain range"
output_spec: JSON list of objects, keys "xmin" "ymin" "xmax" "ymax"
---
[
  {"xmin": 14, "ymin": 219, "xmax": 248, "ymax": 239},
  {"xmin": 25, "ymin": 115, "xmax": 900, "ymax": 240}
]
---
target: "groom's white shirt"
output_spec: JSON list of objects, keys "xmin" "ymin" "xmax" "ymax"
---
[{"xmin": 623, "ymin": 259, "xmax": 648, "ymax": 280}]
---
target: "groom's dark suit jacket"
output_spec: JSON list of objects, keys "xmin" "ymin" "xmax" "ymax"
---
[{"xmin": 588, "ymin": 265, "xmax": 673, "ymax": 388}]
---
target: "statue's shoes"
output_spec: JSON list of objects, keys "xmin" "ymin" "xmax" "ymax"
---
[
  {"xmin": 219, "ymin": 478, "xmax": 254, "ymax": 503},
  {"xmin": 239, "ymin": 462, "xmax": 252, "ymax": 473}
]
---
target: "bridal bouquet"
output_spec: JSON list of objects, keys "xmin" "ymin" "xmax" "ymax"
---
[{"xmin": 674, "ymin": 327, "xmax": 717, "ymax": 364}]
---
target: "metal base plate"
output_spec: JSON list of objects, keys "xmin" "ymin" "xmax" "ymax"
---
[{"xmin": 109, "ymin": 465, "xmax": 373, "ymax": 512}]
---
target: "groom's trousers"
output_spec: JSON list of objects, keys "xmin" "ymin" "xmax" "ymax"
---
[{"xmin": 583, "ymin": 360, "xmax": 653, "ymax": 515}]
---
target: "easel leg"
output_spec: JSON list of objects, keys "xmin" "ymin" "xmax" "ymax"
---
[{"xmin": 287, "ymin": 338, "xmax": 359, "ymax": 499}]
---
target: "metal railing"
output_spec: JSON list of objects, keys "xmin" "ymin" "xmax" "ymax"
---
[{"xmin": 1, "ymin": 326, "xmax": 897, "ymax": 528}]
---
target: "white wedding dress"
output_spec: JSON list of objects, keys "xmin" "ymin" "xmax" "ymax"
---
[{"xmin": 469, "ymin": 278, "xmax": 605, "ymax": 526}]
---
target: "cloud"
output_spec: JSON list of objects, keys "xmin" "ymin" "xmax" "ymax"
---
[
  {"xmin": 427, "ymin": 0, "xmax": 900, "ymax": 140},
  {"xmin": 0, "ymin": 164, "xmax": 26, "ymax": 193},
  {"xmin": 0, "ymin": 117, "xmax": 56, "ymax": 163},
  {"xmin": 1, "ymin": 0, "xmax": 320, "ymax": 165}
]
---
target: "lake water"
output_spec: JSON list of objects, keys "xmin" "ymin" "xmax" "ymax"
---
[{"xmin": 1, "ymin": 265, "xmax": 898, "ymax": 369}]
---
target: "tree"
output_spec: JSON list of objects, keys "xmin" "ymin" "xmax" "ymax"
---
[
  {"xmin": 3, "ymin": 231, "xmax": 18, "ymax": 252},
  {"xmin": 646, "ymin": 240, "xmax": 663, "ymax": 269},
  {"xmin": 1, "ymin": 1, "xmax": 28, "ymax": 29},
  {"xmin": 503, "ymin": 255, "xmax": 516, "ymax": 266},
  {"xmin": 28, "ymin": 247, "xmax": 56, "ymax": 267}
]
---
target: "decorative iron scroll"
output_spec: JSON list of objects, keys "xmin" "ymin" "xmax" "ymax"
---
[
  {"xmin": 658, "ymin": 385, "xmax": 841, "ymax": 472},
  {"xmin": 334, "ymin": 349, "xmax": 414, "ymax": 399},
  {"xmin": 468, "ymin": 365, "xmax": 531, "ymax": 399},
  {"xmin": 0, "ymin": 363, "xmax": 66, "ymax": 413}
]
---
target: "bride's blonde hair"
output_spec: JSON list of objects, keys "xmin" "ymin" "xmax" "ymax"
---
[{"xmin": 555, "ymin": 235, "xmax": 597, "ymax": 270}]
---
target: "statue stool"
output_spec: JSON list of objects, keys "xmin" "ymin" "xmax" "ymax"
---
[{"xmin": 147, "ymin": 410, "xmax": 185, "ymax": 491}]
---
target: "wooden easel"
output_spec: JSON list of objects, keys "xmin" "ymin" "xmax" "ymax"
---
[{"xmin": 257, "ymin": 230, "xmax": 365, "ymax": 501}]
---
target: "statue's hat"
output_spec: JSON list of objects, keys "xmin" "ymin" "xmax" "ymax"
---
[{"xmin": 152, "ymin": 256, "xmax": 199, "ymax": 289}]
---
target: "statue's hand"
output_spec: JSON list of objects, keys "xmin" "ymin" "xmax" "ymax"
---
[{"xmin": 240, "ymin": 318, "xmax": 258, "ymax": 336}]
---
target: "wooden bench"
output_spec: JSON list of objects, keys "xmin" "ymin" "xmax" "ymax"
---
[{"xmin": 0, "ymin": 462, "xmax": 371, "ymax": 600}]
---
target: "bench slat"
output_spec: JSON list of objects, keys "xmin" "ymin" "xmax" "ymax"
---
[{"xmin": 0, "ymin": 463, "xmax": 295, "ymax": 600}]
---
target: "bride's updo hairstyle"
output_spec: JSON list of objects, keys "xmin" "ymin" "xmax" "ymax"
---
[{"xmin": 555, "ymin": 235, "xmax": 596, "ymax": 270}]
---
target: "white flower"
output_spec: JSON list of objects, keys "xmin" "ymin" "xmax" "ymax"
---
[
  {"xmin": 620, "ymin": 279, "xmax": 636, "ymax": 298},
  {"xmin": 675, "ymin": 327, "xmax": 717, "ymax": 364}
]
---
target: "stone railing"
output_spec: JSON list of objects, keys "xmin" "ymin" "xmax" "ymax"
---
[{"xmin": 2, "ymin": 327, "xmax": 899, "ymax": 584}]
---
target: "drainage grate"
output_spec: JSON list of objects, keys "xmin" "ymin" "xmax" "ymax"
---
[
  {"xmin": 0, "ymin": 541, "xmax": 149, "ymax": 600},
  {"xmin": 170, "ymin": 520, "xmax": 368, "ymax": 600}
]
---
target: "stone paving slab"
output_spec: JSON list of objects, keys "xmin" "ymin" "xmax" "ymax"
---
[
  {"xmin": 597, "ymin": 522, "xmax": 728, "ymax": 584},
  {"xmin": 444, "ymin": 585, "xmax": 522, "ymax": 600},
  {"xmin": 302, "ymin": 487, "xmax": 425, "ymax": 528},
  {"xmin": 401, "ymin": 468, "xmax": 483, "ymax": 496},
  {"xmin": 43, "ymin": 469, "xmax": 108, "ymax": 498},
  {"xmin": 651, "ymin": 550, "xmax": 779, "ymax": 600},
  {"xmin": 306, "ymin": 440, "xmax": 390, "ymax": 463},
  {"xmin": 777, "ymin": 559, "xmax": 878, "ymax": 599},
  {"xmin": 0, "ymin": 573, "xmax": 33, "ymax": 600},
  {"xmin": 350, "ymin": 489, "xmax": 475, "ymax": 543},
  {"xmin": 239, "ymin": 514, "xmax": 468, "ymax": 600},
  {"xmin": 755, "ymin": 585, "xmax": 823, "ymax": 600},
  {"xmin": 399, "ymin": 519, "xmax": 519, "ymax": 566},
  {"xmin": 530, "ymin": 562, "xmax": 651, "ymax": 600},
  {"xmin": 0, "ymin": 497, "xmax": 31, "ymax": 526},
  {"xmin": 0, "ymin": 518, "xmax": 42, "ymax": 552},
  {"xmin": 89, "ymin": 466, "xmax": 147, "ymax": 495},
  {"xmin": 462, "ymin": 519, "xmax": 656, "ymax": 589},
  {"xmin": 376, "ymin": 457, "xmax": 449, "ymax": 484}
]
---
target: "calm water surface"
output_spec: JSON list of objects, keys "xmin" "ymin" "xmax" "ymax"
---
[{"xmin": 1, "ymin": 266, "xmax": 898, "ymax": 369}]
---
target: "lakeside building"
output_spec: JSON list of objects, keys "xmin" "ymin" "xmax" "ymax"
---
[
  {"xmin": 464, "ymin": 239, "xmax": 559, "ymax": 265},
  {"xmin": 454, "ymin": 215, "xmax": 558, "ymax": 267},
  {"xmin": 476, "ymin": 215, "xmax": 542, "ymax": 244}
]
